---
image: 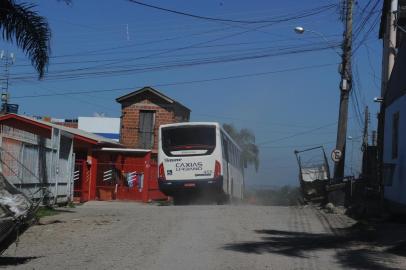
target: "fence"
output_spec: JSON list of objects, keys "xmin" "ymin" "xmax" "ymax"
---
[
  {"xmin": 0, "ymin": 124, "xmax": 74, "ymax": 204},
  {"xmin": 92, "ymin": 158, "xmax": 164, "ymax": 202}
]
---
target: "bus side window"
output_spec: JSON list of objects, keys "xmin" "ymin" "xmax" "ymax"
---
[
  {"xmin": 231, "ymin": 145, "xmax": 236, "ymax": 166},
  {"xmin": 222, "ymin": 137, "xmax": 229, "ymax": 162},
  {"xmin": 228, "ymin": 143, "xmax": 233, "ymax": 165},
  {"xmin": 234, "ymin": 146, "xmax": 237, "ymax": 166},
  {"xmin": 239, "ymin": 152, "xmax": 243, "ymax": 169},
  {"xmin": 236, "ymin": 150, "xmax": 240, "ymax": 168}
]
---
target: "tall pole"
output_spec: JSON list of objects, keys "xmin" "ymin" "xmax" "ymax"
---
[
  {"xmin": 387, "ymin": 0, "xmax": 398, "ymax": 84},
  {"xmin": 333, "ymin": 0, "xmax": 354, "ymax": 179}
]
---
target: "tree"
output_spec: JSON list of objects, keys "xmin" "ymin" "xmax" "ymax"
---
[
  {"xmin": 0, "ymin": 0, "xmax": 51, "ymax": 78},
  {"xmin": 223, "ymin": 123, "xmax": 259, "ymax": 171}
]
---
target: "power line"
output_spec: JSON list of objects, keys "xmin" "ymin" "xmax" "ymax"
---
[
  {"xmin": 9, "ymin": 33, "xmax": 341, "ymax": 69},
  {"xmin": 12, "ymin": 62, "xmax": 337, "ymax": 99},
  {"xmin": 11, "ymin": 43, "xmax": 341, "ymax": 82},
  {"xmin": 13, "ymin": 40, "xmax": 340, "ymax": 69},
  {"xmin": 261, "ymin": 140, "xmax": 337, "ymax": 149},
  {"xmin": 363, "ymin": 43, "xmax": 381, "ymax": 90},
  {"xmin": 127, "ymin": 1, "xmax": 338, "ymax": 24},
  {"xmin": 258, "ymin": 121, "xmax": 342, "ymax": 146},
  {"xmin": 10, "ymin": 4, "xmax": 342, "ymax": 81},
  {"xmin": 49, "ymin": 25, "xmax": 235, "ymax": 60},
  {"xmin": 46, "ymin": 22, "xmax": 281, "ymax": 76},
  {"xmin": 194, "ymin": 113, "xmax": 318, "ymax": 129}
]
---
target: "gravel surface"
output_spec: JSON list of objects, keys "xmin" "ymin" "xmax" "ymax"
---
[{"xmin": 1, "ymin": 201, "xmax": 406, "ymax": 269}]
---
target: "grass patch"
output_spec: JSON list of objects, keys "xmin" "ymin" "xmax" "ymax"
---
[
  {"xmin": 155, "ymin": 200, "xmax": 172, "ymax": 206},
  {"xmin": 35, "ymin": 207, "xmax": 60, "ymax": 219},
  {"xmin": 66, "ymin": 201, "xmax": 76, "ymax": 208}
]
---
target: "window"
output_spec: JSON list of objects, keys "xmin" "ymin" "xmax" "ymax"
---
[
  {"xmin": 222, "ymin": 134, "xmax": 229, "ymax": 162},
  {"xmin": 392, "ymin": 112, "xmax": 400, "ymax": 159},
  {"xmin": 162, "ymin": 126, "xmax": 216, "ymax": 157},
  {"xmin": 139, "ymin": 110, "xmax": 155, "ymax": 149},
  {"xmin": 232, "ymin": 146, "xmax": 237, "ymax": 166},
  {"xmin": 383, "ymin": 163, "xmax": 396, "ymax": 186},
  {"xmin": 228, "ymin": 145, "xmax": 234, "ymax": 166}
]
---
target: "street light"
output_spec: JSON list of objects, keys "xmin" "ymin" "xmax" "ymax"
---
[
  {"xmin": 373, "ymin": 97, "xmax": 384, "ymax": 103},
  {"xmin": 293, "ymin": 26, "xmax": 341, "ymax": 57},
  {"xmin": 294, "ymin": 26, "xmax": 305, "ymax": 34}
]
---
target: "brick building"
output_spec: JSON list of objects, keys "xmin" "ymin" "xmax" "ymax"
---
[{"xmin": 116, "ymin": 87, "xmax": 190, "ymax": 153}]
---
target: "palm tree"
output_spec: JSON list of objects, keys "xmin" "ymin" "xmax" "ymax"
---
[
  {"xmin": 223, "ymin": 123, "xmax": 260, "ymax": 171},
  {"xmin": 0, "ymin": 0, "xmax": 51, "ymax": 78}
]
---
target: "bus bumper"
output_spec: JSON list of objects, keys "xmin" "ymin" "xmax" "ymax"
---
[{"xmin": 158, "ymin": 177, "xmax": 223, "ymax": 196}]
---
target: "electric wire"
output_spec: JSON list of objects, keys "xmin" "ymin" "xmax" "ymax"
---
[
  {"xmin": 12, "ymin": 62, "xmax": 337, "ymax": 99},
  {"xmin": 126, "ymin": 1, "xmax": 338, "ymax": 24}
]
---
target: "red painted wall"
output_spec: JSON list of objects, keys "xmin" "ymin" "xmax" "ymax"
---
[{"xmin": 89, "ymin": 151, "xmax": 166, "ymax": 202}]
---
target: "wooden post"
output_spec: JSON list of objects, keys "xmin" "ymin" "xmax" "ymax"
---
[
  {"xmin": 142, "ymin": 152, "xmax": 151, "ymax": 203},
  {"xmin": 88, "ymin": 151, "xmax": 98, "ymax": 201}
]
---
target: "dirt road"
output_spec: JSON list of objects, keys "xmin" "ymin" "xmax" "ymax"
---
[{"xmin": 1, "ymin": 201, "xmax": 406, "ymax": 269}]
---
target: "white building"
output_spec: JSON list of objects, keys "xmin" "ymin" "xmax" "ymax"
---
[
  {"xmin": 383, "ymin": 39, "xmax": 406, "ymax": 212},
  {"xmin": 78, "ymin": 117, "xmax": 120, "ymax": 141}
]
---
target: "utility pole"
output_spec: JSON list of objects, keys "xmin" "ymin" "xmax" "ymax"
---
[
  {"xmin": 372, "ymin": 130, "xmax": 377, "ymax": 146},
  {"xmin": 333, "ymin": 0, "xmax": 354, "ymax": 179},
  {"xmin": 382, "ymin": 0, "xmax": 398, "ymax": 91}
]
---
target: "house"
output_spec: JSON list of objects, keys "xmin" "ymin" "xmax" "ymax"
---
[
  {"xmin": 382, "ymin": 39, "xmax": 406, "ymax": 212},
  {"xmin": 0, "ymin": 113, "xmax": 120, "ymax": 203},
  {"xmin": 379, "ymin": 0, "xmax": 406, "ymax": 213},
  {"xmin": 116, "ymin": 87, "xmax": 190, "ymax": 153},
  {"xmin": 0, "ymin": 114, "xmax": 166, "ymax": 204}
]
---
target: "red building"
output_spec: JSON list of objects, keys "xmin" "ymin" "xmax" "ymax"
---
[
  {"xmin": 0, "ymin": 114, "xmax": 166, "ymax": 203},
  {"xmin": 116, "ymin": 87, "xmax": 190, "ymax": 154}
]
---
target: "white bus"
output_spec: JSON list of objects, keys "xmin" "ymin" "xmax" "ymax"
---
[{"xmin": 158, "ymin": 122, "xmax": 244, "ymax": 204}]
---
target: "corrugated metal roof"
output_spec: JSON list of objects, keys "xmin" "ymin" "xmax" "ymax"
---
[{"xmin": 1, "ymin": 114, "xmax": 122, "ymax": 146}]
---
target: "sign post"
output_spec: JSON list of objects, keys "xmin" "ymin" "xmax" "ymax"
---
[{"xmin": 331, "ymin": 149, "xmax": 343, "ymax": 163}]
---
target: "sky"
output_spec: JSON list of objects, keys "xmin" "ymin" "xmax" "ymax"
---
[{"xmin": 0, "ymin": 0, "xmax": 382, "ymax": 187}]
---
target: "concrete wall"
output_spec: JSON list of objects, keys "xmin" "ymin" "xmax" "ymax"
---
[{"xmin": 383, "ymin": 94, "xmax": 406, "ymax": 206}]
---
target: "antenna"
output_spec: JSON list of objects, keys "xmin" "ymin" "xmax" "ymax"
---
[
  {"xmin": 0, "ymin": 51, "xmax": 18, "ymax": 114},
  {"xmin": 2, "ymin": 51, "xmax": 14, "ymax": 94},
  {"xmin": 126, "ymin": 24, "xmax": 130, "ymax": 41}
]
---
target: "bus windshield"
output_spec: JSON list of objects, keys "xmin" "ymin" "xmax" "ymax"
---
[{"xmin": 162, "ymin": 126, "xmax": 216, "ymax": 156}]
